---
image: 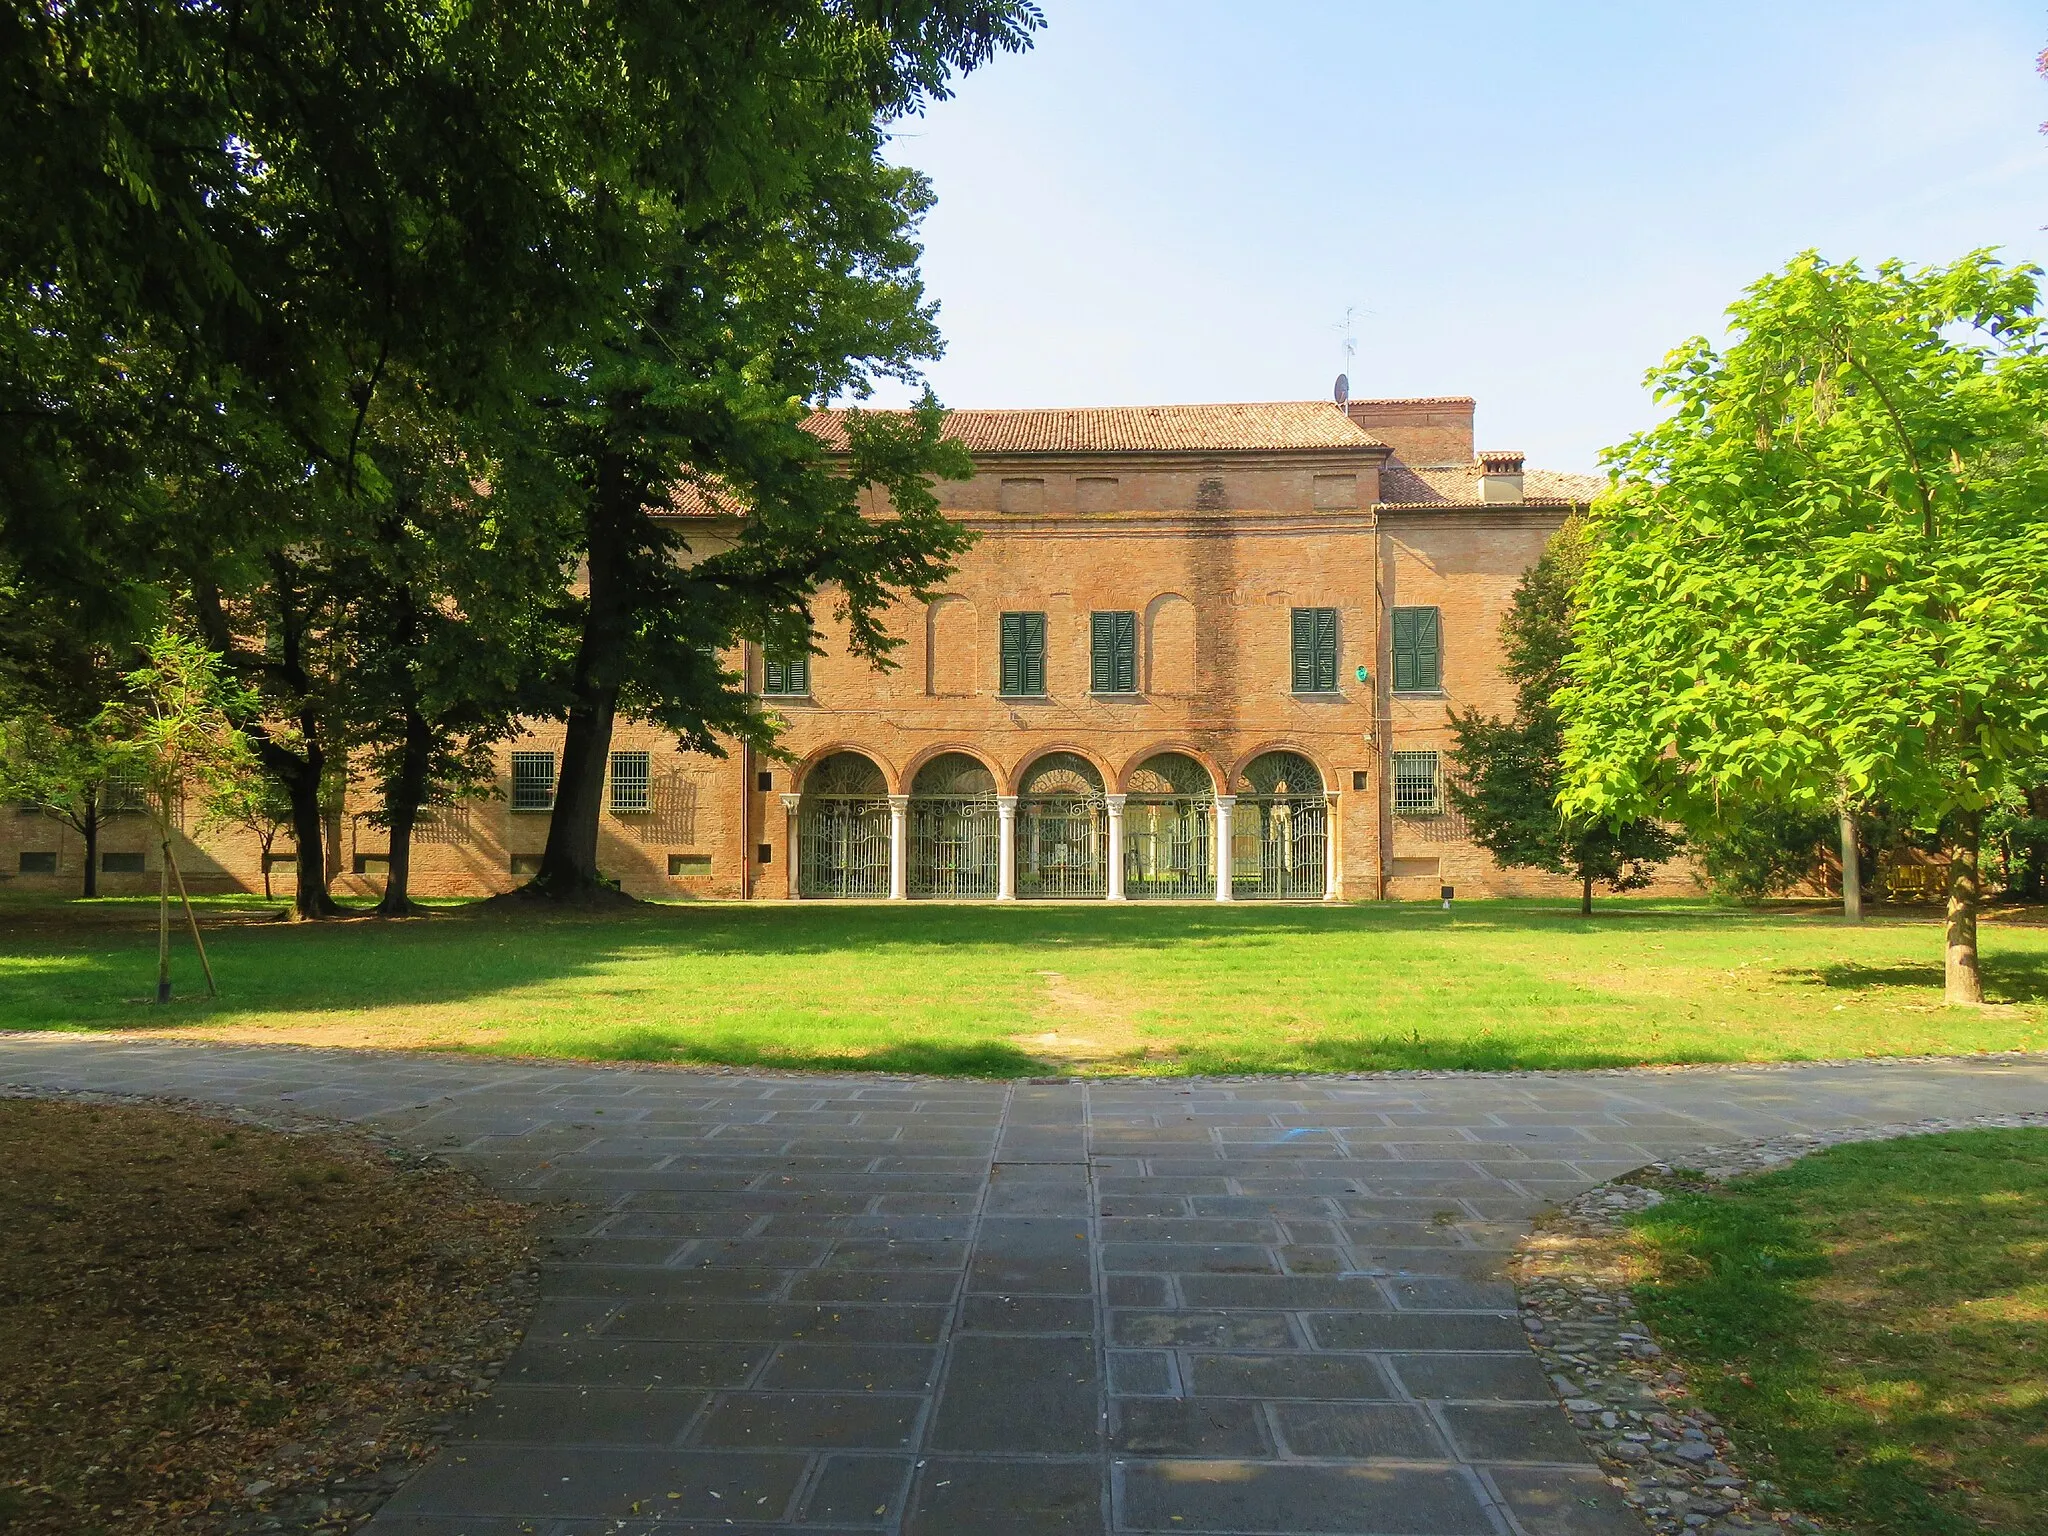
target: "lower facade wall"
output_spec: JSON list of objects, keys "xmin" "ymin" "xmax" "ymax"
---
[{"xmin": 1, "ymin": 722, "xmax": 1692, "ymax": 904}]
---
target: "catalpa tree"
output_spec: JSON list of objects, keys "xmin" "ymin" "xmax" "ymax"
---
[{"xmin": 1559, "ymin": 251, "xmax": 2048, "ymax": 1005}]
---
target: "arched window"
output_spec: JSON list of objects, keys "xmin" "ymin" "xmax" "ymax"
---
[
  {"xmin": 927, "ymin": 596, "xmax": 979, "ymax": 697},
  {"xmin": 1232, "ymin": 751, "xmax": 1329, "ymax": 900},
  {"xmin": 1016, "ymin": 752, "xmax": 1106, "ymax": 899},
  {"xmin": 1146, "ymin": 594, "xmax": 1196, "ymax": 696},
  {"xmin": 798, "ymin": 752, "xmax": 890, "ymax": 898},
  {"xmin": 908, "ymin": 753, "xmax": 999, "ymax": 898},
  {"xmin": 1124, "ymin": 752, "xmax": 1215, "ymax": 900}
]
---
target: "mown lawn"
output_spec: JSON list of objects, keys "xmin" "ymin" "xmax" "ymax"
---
[
  {"xmin": 1, "ymin": 895, "xmax": 2044, "ymax": 1075},
  {"xmin": 1626, "ymin": 1131, "xmax": 2048, "ymax": 1536}
]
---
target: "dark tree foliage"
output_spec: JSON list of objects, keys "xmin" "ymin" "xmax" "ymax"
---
[
  {"xmin": 3, "ymin": 0, "xmax": 1039, "ymax": 915},
  {"xmin": 1447, "ymin": 517, "xmax": 1682, "ymax": 914}
]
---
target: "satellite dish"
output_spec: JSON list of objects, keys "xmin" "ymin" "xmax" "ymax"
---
[{"xmin": 1333, "ymin": 373, "xmax": 1350, "ymax": 408}]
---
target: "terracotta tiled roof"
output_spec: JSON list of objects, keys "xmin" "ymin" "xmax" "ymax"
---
[
  {"xmin": 802, "ymin": 402, "xmax": 1381, "ymax": 454},
  {"xmin": 1377, "ymin": 460, "xmax": 1603, "ymax": 507},
  {"xmin": 660, "ymin": 476, "xmax": 747, "ymax": 518}
]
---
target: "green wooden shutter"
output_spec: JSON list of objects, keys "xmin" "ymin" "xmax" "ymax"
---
[
  {"xmin": 1314, "ymin": 608, "xmax": 1338, "ymax": 691},
  {"xmin": 1091, "ymin": 613, "xmax": 1113, "ymax": 693},
  {"xmin": 1000, "ymin": 613, "xmax": 1024, "ymax": 695},
  {"xmin": 1113, "ymin": 611, "xmax": 1136, "ymax": 692},
  {"xmin": 1415, "ymin": 607, "xmax": 1441, "ymax": 690},
  {"xmin": 1022, "ymin": 612, "xmax": 1046, "ymax": 694},
  {"xmin": 1291, "ymin": 609, "xmax": 1316, "ymax": 692},
  {"xmin": 1392, "ymin": 608, "xmax": 1417, "ymax": 693}
]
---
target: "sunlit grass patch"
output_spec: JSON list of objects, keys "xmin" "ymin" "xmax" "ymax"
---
[
  {"xmin": 1627, "ymin": 1130, "xmax": 2048, "ymax": 1535},
  {"xmin": 0, "ymin": 898, "xmax": 2045, "ymax": 1075}
]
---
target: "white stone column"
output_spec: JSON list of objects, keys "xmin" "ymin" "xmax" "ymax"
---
[
  {"xmin": 1214, "ymin": 794, "xmax": 1236, "ymax": 903},
  {"xmin": 888, "ymin": 794, "xmax": 909, "ymax": 901},
  {"xmin": 996, "ymin": 796, "xmax": 1018, "ymax": 901},
  {"xmin": 1323, "ymin": 791, "xmax": 1341, "ymax": 902},
  {"xmin": 780, "ymin": 794, "xmax": 802, "ymax": 900},
  {"xmin": 1104, "ymin": 794, "xmax": 1127, "ymax": 902}
]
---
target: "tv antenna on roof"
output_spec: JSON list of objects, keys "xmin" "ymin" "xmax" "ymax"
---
[{"xmin": 1332, "ymin": 305, "xmax": 1365, "ymax": 407}]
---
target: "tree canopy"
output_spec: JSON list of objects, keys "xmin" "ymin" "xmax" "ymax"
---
[{"xmin": 1559, "ymin": 250, "xmax": 2048, "ymax": 1002}]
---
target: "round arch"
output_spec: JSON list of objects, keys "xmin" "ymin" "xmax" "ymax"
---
[
  {"xmin": 901, "ymin": 744, "xmax": 1000, "ymax": 797},
  {"xmin": 795, "ymin": 742, "xmax": 901, "ymax": 796},
  {"xmin": 1229, "ymin": 744, "xmax": 1334, "ymax": 797},
  {"xmin": 1014, "ymin": 749, "xmax": 1108, "ymax": 899},
  {"xmin": 905, "ymin": 750, "xmax": 1000, "ymax": 899},
  {"xmin": 796, "ymin": 749, "xmax": 891, "ymax": 897},
  {"xmin": 1121, "ymin": 749, "xmax": 1219, "ymax": 900},
  {"xmin": 1114, "ymin": 743, "xmax": 1225, "ymax": 796},
  {"xmin": 1231, "ymin": 749, "xmax": 1332, "ymax": 902},
  {"xmin": 1009, "ymin": 743, "xmax": 1114, "ymax": 799}
]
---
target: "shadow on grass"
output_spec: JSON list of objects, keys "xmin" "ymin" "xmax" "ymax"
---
[
  {"xmin": 1782, "ymin": 954, "xmax": 2048, "ymax": 1005},
  {"xmin": 1629, "ymin": 1130, "xmax": 2048, "ymax": 1536},
  {"xmin": 475, "ymin": 1027, "xmax": 1044, "ymax": 1078}
]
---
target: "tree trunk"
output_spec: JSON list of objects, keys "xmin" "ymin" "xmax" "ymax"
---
[
  {"xmin": 535, "ymin": 452, "xmax": 637, "ymax": 900},
  {"xmin": 259, "ymin": 737, "xmax": 340, "ymax": 919},
  {"xmin": 259, "ymin": 832, "xmax": 274, "ymax": 901},
  {"xmin": 81, "ymin": 789, "xmax": 99, "ymax": 899},
  {"xmin": 1840, "ymin": 808, "xmax": 1862, "ymax": 922},
  {"xmin": 1944, "ymin": 808, "xmax": 1984, "ymax": 1006},
  {"xmin": 1580, "ymin": 874, "xmax": 1593, "ymax": 916},
  {"xmin": 376, "ymin": 706, "xmax": 431, "ymax": 916},
  {"xmin": 155, "ymin": 842, "xmax": 172, "ymax": 1002}
]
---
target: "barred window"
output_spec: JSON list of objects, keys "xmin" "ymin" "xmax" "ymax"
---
[
  {"xmin": 1392, "ymin": 750, "xmax": 1442, "ymax": 815},
  {"xmin": 511, "ymin": 751, "xmax": 556, "ymax": 812},
  {"xmin": 103, "ymin": 773, "xmax": 149, "ymax": 814},
  {"xmin": 609, "ymin": 751, "xmax": 651, "ymax": 813}
]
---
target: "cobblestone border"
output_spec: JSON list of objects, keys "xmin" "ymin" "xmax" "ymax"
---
[
  {"xmin": 1511, "ymin": 1111, "xmax": 2048, "ymax": 1536},
  {"xmin": 0, "ymin": 1084, "xmax": 545, "ymax": 1536}
]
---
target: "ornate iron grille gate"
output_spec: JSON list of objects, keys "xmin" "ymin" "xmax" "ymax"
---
[
  {"xmin": 1015, "ymin": 751, "xmax": 1107, "ymax": 898},
  {"xmin": 1231, "ymin": 751, "xmax": 1329, "ymax": 901},
  {"xmin": 908, "ymin": 753, "xmax": 1000, "ymax": 898},
  {"xmin": 799, "ymin": 752, "xmax": 891, "ymax": 898},
  {"xmin": 1231, "ymin": 797, "xmax": 1326, "ymax": 899},
  {"xmin": 1123, "ymin": 752, "xmax": 1216, "ymax": 900}
]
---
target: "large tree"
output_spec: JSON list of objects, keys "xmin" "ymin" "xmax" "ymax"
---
[
  {"xmin": 1447, "ymin": 517, "xmax": 1681, "ymax": 915},
  {"xmin": 4, "ymin": 0, "xmax": 1040, "ymax": 914},
  {"xmin": 1559, "ymin": 251, "xmax": 2048, "ymax": 1004},
  {"xmin": 523, "ymin": 155, "xmax": 976, "ymax": 899}
]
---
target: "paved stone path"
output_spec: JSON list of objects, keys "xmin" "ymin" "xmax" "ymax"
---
[{"xmin": 3, "ymin": 1038, "xmax": 2044, "ymax": 1536}]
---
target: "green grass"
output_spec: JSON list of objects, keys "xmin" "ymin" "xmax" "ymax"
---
[
  {"xmin": 1626, "ymin": 1131, "xmax": 2048, "ymax": 1535},
  {"xmin": 0, "ymin": 895, "xmax": 2044, "ymax": 1075}
]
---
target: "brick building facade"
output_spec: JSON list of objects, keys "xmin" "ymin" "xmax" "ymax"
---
[{"xmin": 3, "ymin": 396, "xmax": 1683, "ymax": 904}]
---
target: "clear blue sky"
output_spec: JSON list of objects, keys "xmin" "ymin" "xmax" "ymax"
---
[{"xmin": 867, "ymin": 0, "xmax": 2048, "ymax": 470}]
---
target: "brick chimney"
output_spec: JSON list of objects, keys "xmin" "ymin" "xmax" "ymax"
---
[{"xmin": 1479, "ymin": 451, "xmax": 1525, "ymax": 503}]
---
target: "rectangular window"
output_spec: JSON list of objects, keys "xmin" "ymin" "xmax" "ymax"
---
[
  {"xmin": 18, "ymin": 851, "xmax": 56, "ymax": 874},
  {"xmin": 1291, "ymin": 607, "xmax": 1339, "ymax": 692},
  {"xmin": 101, "ymin": 851, "xmax": 146, "ymax": 874},
  {"xmin": 351, "ymin": 853, "xmax": 389, "ymax": 875},
  {"xmin": 609, "ymin": 751, "xmax": 651, "ymax": 813},
  {"xmin": 1090, "ymin": 611, "xmax": 1137, "ymax": 693},
  {"xmin": 511, "ymin": 751, "xmax": 556, "ymax": 812},
  {"xmin": 1392, "ymin": 606, "xmax": 1443, "ymax": 692},
  {"xmin": 1392, "ymin": 750, "xmax": 1442, "ymax": 814},
  {"xmin": 669, "ymin": 853, "xmax": 712, "ymax": 876},
  {"xmin": 763, "ymin": 651, "xmax": 810, "ymax": 697},
  {"xmin": 999, "ymin": 611, "xmax": 1047, "ymax": 696}
]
